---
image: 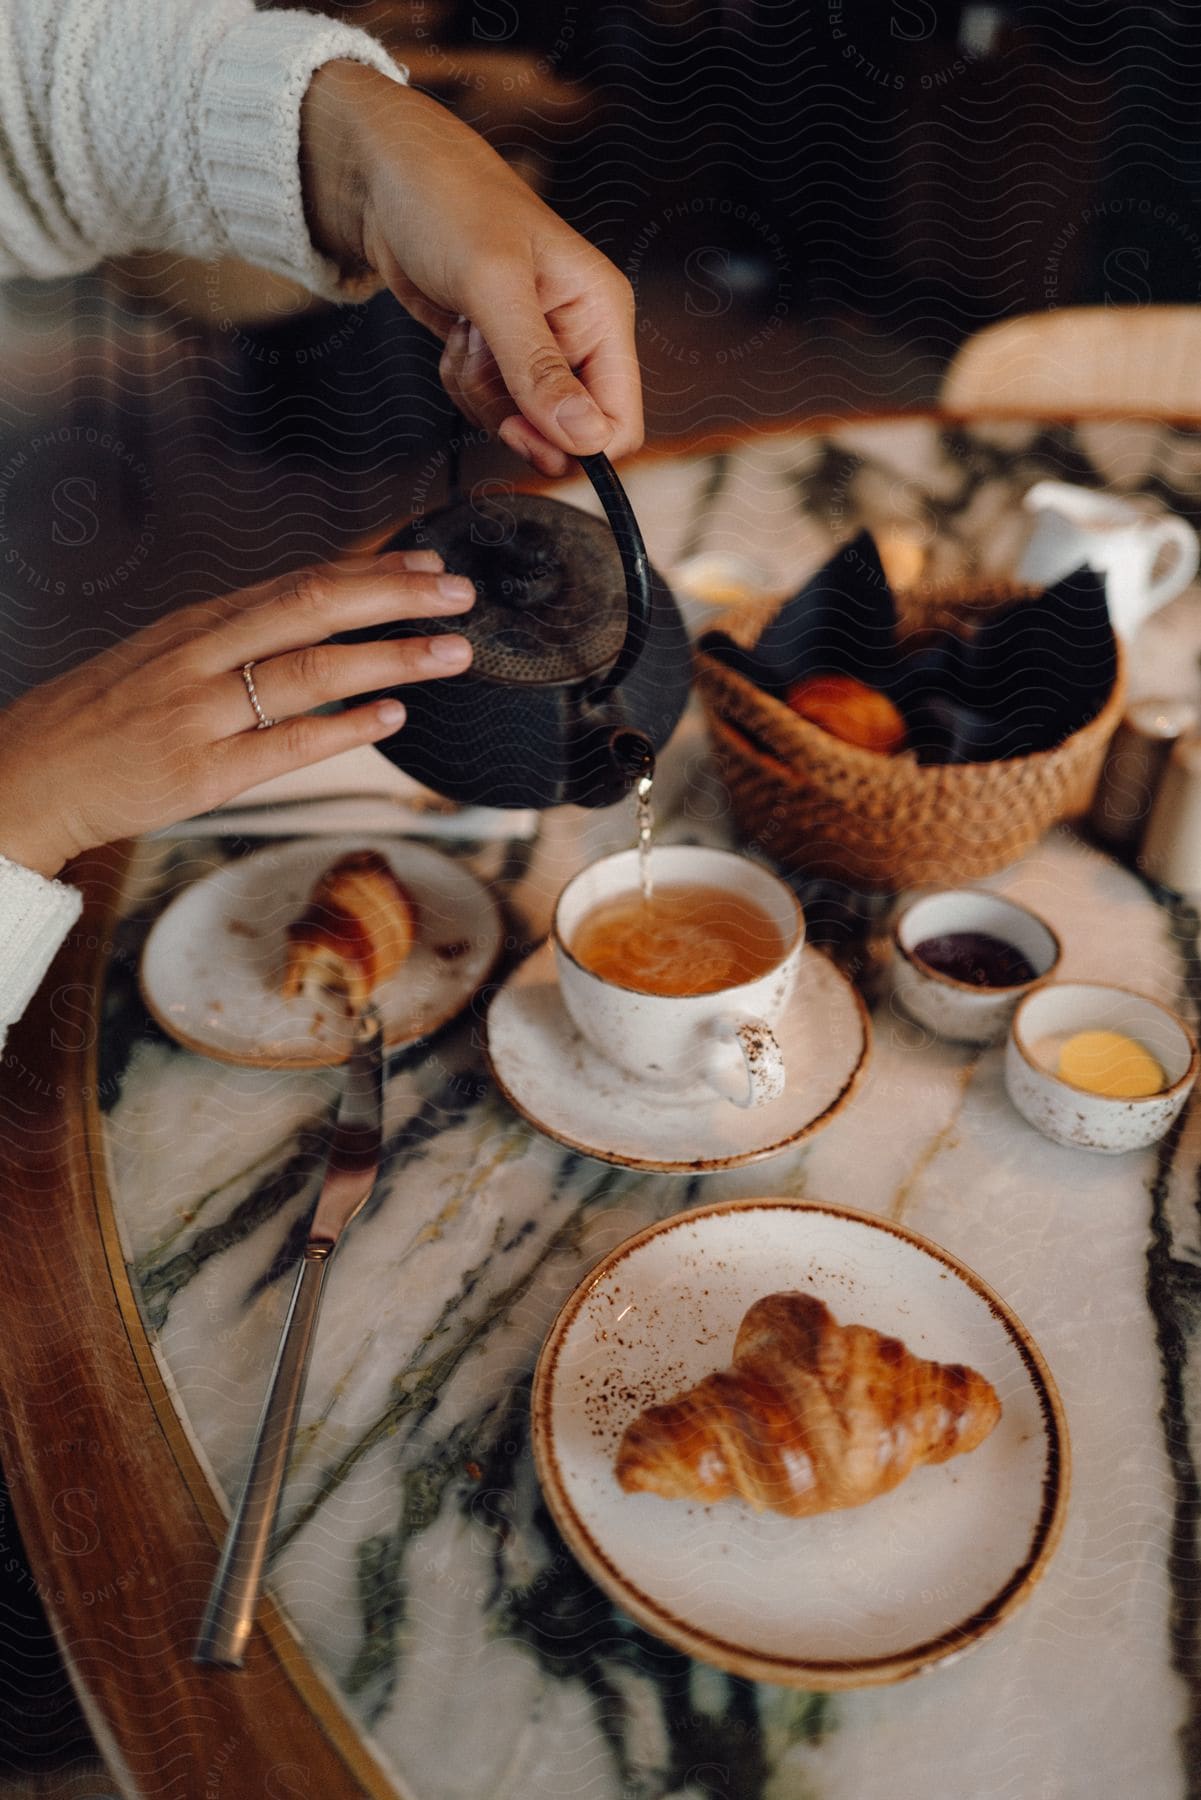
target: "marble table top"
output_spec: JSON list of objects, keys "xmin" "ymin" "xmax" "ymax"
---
[{"xmin": 97, "ymin": 415, "xmax": 1201, "ymax": 1800}]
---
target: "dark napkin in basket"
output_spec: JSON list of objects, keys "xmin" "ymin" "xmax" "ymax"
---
[
  {"xmin": 700, "ymin": 533, "xmax": 900, "ymax": 695},
  {"xmin": 698, "ymin": 532, "xmax": 1116, "ymax": 763}
]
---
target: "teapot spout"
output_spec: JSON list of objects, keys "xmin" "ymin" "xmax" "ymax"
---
[{"xmin": 608, "ymin": 728, "xmax": 655, "ymax": 788}]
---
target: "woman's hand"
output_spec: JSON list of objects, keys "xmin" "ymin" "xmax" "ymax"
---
[
  {"xmin": 300, "ymin": 63, "xmax": 643, "ymax": 479},
  {"xmin": 0, "ymin": 553, "xmax": 474, "ymax": 879}
]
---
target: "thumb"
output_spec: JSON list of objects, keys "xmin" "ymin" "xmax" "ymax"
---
[{"xmin": 468, "ymin": 293, "xmax": 612, "ymax": 457}]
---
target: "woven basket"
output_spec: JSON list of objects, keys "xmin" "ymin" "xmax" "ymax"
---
[{"xmin": 693, "ymin": 586, "xmax": 1126, "ymax": 893}]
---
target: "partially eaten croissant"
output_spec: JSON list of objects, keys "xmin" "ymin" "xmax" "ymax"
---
[
  {"xmin": 280, "ymin": 850, "xmax": 416, "ymax": 1013},
  {"xmin": 615, "ymin": 1292, "xmax": 1001, "ymax": 1517}
]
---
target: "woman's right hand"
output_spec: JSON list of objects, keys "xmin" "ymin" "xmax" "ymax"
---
[
  {"xmin": 0, "ymin": 551, "xmax": 475, "ymax": 879},
  {"xmin": 300, "ymin": 66, "xmax": 643, "ymax": 480}
]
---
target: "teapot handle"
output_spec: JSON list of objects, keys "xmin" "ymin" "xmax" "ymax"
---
[{"xmin": 579, "ymin": 452, "xmax": 653, "ymax": 697}]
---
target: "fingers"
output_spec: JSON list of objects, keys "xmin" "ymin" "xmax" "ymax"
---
[
  {"xmin": 84, "ymin": 549, "xmax": 456, "ymax": 681},
  {"xmin": 466, "ymin": 274, "xmax": 616, "ymax": 463},
  {"xmin": 439, "ymin": 318, "xmax": 512, "ymax": 433},
  {"xmin": 438, "ymin": 320, "xmax": 568, "ymax": 477},
  {"xmin": 570, "ymin": 302, "xmax": 644, "ymax": 463},
  {"xmin": 223, "ymin": 631, "xmax": 473, "ymax": 737},
  {"xmin": 448, "ymin": 261, "xmax": 643, "ymax": 476},
  {"xmin": 188, "ymin": 554, "xmax": 476, "ymax": 673},
  {"xmin": 497, "ymin": 415, "xmax": 571, "ymax": 479},
  {"xmin": 213, "ymin": 696, "xmax": 413, "ymax": 795}
]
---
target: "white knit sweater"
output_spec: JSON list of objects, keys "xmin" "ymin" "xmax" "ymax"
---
[{"xmin": 0, "ymin": 0, "xmax": 407, "ymax": 1048}]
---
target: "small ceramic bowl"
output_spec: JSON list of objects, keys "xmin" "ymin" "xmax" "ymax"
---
[
  {"xmin": 892, "ymin": 889, "xmax": 1061, "ymax": 1045},
  {"xmin": 1005, "ymin": 982, "xmax": 1198, "ymax": 1154}
]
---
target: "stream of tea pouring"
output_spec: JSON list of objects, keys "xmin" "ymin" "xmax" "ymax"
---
[
  {"xmin": 636, "ymin": 768, "xmax": 655, "ymax": 900},
  {"xmin": 611, "ymin": 729, "xmax": 657, "ymax": 899}
]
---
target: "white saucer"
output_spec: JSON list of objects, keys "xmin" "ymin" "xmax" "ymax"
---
[
  {"xmin": 140, "ymin": 836, "xmax": 503, "ymax": 1068},
  {"xmin": 533, "ymin": 1199, "xmax": 1069, "ymax": 1688},
  {"xmin": 485, "ymin": 940, "xmax": 870, "ymax": 1173}
]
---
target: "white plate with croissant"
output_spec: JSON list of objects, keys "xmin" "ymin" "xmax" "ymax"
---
[
  {"xmin": 140, "ymin": 837, "xmax": 503, "ymax": 1066},
  {"xmin": 532, "ymin": 1198, "xmax": 1069, "ymax": 1689}
]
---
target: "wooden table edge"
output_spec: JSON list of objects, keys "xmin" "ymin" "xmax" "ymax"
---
[
  {"xmin": 0, "ymin": 844, "xmax": 405, "ymax": 1800},
  {"xmin": 347, "ymin": 405, "xmax": 1201, "ymax": 555},
  {"xmin": 581, "ymin": 405, "xmax": 1201, "ymax": 466}
]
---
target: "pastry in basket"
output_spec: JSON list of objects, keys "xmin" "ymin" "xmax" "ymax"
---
[
  {"xmin": 280, "ymin": 850, "xmax": 416, "ymax": 1011},
  {"xmin": 784, "ymin": 674, "xmax": 908, "ymax": 755},
  {"xmin": 615, "ymin": 1291, "xmax": 1001, "ymax": 1517}
]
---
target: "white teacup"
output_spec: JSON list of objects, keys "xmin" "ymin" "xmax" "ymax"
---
[
  {"xmin": 552, "ymin": 846, "xmax": 804, "ymax": 1109},
  {"xmin": 1018, "ymin": 479, "xmax": 1198, "ymax": 641}
]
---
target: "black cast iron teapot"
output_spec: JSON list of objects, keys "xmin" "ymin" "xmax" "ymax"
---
[{"xmin": 346, "ymin": 452, "xmax": 690, "ymax": 809}]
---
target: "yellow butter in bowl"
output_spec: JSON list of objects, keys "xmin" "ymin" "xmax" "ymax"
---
[{"xmin": 1057, "ymin": 1029, "xmax": 1166, "ymax": 1099}]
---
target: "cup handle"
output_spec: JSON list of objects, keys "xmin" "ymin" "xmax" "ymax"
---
[
  {"xmin": 1141, "ymin": 517, "xmax": 1200, "ymax": 615},
  {"xmin": 707, "ymin": 1017, "xmax": 786, "ymax": 1109}
]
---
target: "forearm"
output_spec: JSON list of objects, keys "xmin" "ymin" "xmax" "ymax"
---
[
  {"xmin": 0, "ymin": 856, "xmax": 81, "ymax": 1051},
  {"xmin": 0, "ymin": 0, "xmax": 406, "ymax": 297}
]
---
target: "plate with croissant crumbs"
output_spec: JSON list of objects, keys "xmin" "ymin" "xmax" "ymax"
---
[
  {"xmin": 140, "ymin": 837, "xmax": 503, "ymax": 1067},
  {"xmin": 532, "ymin": 1199, "xmax": 1069, "ymax": 1689}
]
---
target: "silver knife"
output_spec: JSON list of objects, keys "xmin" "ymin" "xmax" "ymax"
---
[{"xmin": 193, "ymin": 1004, "xmax": 384, "ymax": 1669}]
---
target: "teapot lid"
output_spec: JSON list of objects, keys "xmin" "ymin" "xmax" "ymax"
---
[{"xmin": 397, "ymin": 490, "xmax": 627, "ymax": 687}]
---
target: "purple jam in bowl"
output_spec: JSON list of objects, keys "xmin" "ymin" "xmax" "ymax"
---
[{"xmin": 912, "ymin": 930, "xmax": 1037, "ymax": 989}]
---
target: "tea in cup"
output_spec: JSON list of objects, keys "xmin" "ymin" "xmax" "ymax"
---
[{"xmin": 552, "ymin": 845, "xmax": 804, "ymax": 1107}]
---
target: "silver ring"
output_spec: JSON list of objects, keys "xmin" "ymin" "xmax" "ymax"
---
[{"xmin": 241, "ymin": 661, "xmax": 276, "ymax": 730}]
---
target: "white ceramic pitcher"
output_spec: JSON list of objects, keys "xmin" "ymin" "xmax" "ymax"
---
[{"xmin": 1018, "ymin": 480, "xmax": 1198, "ymax": 641}]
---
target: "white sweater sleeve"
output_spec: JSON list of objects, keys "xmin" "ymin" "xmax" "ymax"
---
[
  {"xmin": 0, "ymin": 857, "xmax": 83, "ymax": 1052},
  {"xmin": 0, "ymin": 1, "xmax": 408, "ymax": 301}
]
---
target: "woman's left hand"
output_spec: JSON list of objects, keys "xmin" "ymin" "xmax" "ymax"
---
[
  {"xmin": 300, "ymin": 62, "xmax": 643, "ymax": 478},
  {"xmin": 0, "ymin": 552, "xmax": 475, "ymax": 879}
]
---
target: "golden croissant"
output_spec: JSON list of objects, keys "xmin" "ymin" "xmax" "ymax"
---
[
  {"xmin": 281, "ymin": 850, "xmax": 415, "ymax": 1013},
  {"xmin": 615, "ymin": 1292, "xmax": 1001, "ymax": 1517}
]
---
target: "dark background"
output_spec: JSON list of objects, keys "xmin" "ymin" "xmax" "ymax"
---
[{"xmin": 396, "ymin": 1, "xmax": 1201, "ymax": 329}]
